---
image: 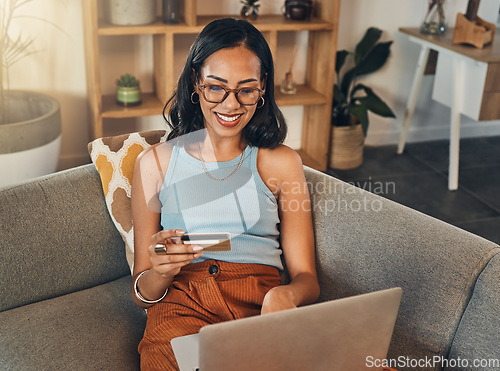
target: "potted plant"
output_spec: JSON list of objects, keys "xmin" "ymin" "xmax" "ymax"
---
[
  {"xmin": 330, "ymin": 27, "xmax": 396, "ymax": 170},
  {"xmin": 0, "ymin": 0, "xmax": 62, "ymax": 187},
  {"xmin": 116, "ymin": 73, "xmax": 142, "ymax": 106}
]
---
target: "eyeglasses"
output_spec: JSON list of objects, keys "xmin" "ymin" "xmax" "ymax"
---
[{"xmin": 198, "ymin": 84, "xmax": 265, "ymax": 106}]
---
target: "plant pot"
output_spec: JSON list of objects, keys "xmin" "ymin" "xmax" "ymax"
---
[
  {"xmin": 104, "ymin": 0, "xmax": 157, "ymax": 26},
  {"xmin": 329, "ymin": 124, "xmax": 364, "ymax": 170},
  {"xmin": 116, "ymin": 86, "xmax": 141, "ymax": 106},
  {"xmin": 0, "ymin": 91, "xmax": 61, "ymax": 187}
]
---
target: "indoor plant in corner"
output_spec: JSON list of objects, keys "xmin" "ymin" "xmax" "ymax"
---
[
  {"xmin": 330, "ymin": 27, "xmax": 396, "ymax": 170},
  {"xmin": 0, "ymin": 0, "xmax": 63, "ymax": 187}
]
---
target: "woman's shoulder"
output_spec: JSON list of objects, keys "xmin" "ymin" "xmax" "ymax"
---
[
  {"xmin": 135, "ymin": 141, "xmax": 175, "ymax": 180},
  {"xmin": 137, "ymin": 141, "xmax": 174, "ymax": 165},
  {"xmin": 256, "ymin": 144, "xmax": 304, "ymax": 186},
  {"xmin": 257, "ymin": 144, "xmax": 303, "ymax": 171}
]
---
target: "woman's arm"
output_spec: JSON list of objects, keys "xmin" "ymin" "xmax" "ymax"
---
[
  {"xmin": 130, "ymin": 145, "xmax": 202, "ymax": 309},
  {"xmin": 259, "ymin": 146, "xmax": 320, "ymax": 314}
]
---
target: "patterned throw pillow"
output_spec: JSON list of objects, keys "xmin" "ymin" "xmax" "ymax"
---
[{"xmin": 88, "ymin": 130, "xmax": 168, "ymax": 270}]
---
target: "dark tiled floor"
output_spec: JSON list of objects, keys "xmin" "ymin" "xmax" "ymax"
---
[{"xmin": 326, "ymin": 136, "xmax": 500, "ymax": 245}]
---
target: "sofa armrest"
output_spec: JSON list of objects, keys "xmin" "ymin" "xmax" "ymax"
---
[
  {"xmin": 445, "ymin": 253, "xmax": 500, "ymax": 370},
  {"xmin": 303, "ymin": 167, "xmax": 500, "ymax": 370},
  {"xmin": 0, "ymin": 164, "xmax": 130, "ymax": 312}
]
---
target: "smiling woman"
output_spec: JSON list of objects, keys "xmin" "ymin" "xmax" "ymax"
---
[{"xmin": 131, "ymin": 17, "xmax": 319, "ymax": 370}]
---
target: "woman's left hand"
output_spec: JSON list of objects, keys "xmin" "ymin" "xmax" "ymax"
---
[{"xmin": 261, "ymin": 285, "xmax": 297, "ymax": 315}]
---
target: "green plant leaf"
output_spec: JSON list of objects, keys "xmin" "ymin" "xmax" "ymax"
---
[
  {"xmin": 335, "ymin": 50, "xmax": 349, "ymax": 75},
  {"xmin": 331, "ymin": 27, "xmax": 395, "ymax": 136},
  {"xmin": 333, "ymin": 84, "xmax": 345, "ymax": 105},
  {"xmin": 353, "ymin": 84, "xmax": 396, "ymax": 118},
  {"xmin": 358, "ymin": 95, "xmax": 396, "ymax": 119},
  {"xmin": 354, "ymin": 27, "xmax": 382, "ymax": 65},
  {"xmin": 352, "ymin": 41, "xmax": 393, "ymax": 77},
  {"xmin": 349, "ymin": 104, "xmax": 369, "ymax": 136},
  {"xmin": 117, "ymin": 73, "xmax": 140, "ymax": 87},
  {"xmin": 340, "ymin": 68, "xmax": 356, "ymax": 97}
]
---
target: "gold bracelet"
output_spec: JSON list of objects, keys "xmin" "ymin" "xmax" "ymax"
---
[{"xmin": 133, "ymin": 270, "xmax": 168, "ymax": 304}]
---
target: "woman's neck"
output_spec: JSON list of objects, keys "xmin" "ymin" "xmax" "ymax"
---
[{"xmin": 189, "ymin": 135, "xmax": 247, "ymax": 162}]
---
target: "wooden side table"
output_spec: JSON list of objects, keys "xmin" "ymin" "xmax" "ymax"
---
[{"xmin": 397, "ymin": 27, "xmax": 500, "ymax": 190}]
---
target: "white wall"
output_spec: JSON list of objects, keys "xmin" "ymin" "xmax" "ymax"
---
[{"xmin": 5, "ymin": 0, "xmax": 500, "ymax": 170}]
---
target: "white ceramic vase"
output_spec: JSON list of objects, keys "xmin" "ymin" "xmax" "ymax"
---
[
  {"xmin": 105, "ymin": 0, "xmax": 157, "ymax": 26},
  {"xmin": 0, "ymin": 91, "xmax": 61, "ymax": 187}
]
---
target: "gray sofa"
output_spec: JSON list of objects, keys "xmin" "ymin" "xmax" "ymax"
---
[{"xmin": 1, "ymin": 164, "xmax": 499, "ymax": 370}]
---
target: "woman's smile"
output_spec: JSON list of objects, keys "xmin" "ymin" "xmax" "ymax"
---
[{"xmin": 215, "ymin": 112, "xmax": 244, "ymax": 127}]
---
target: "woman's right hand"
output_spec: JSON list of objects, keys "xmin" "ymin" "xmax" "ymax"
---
[{"xmin": 148, "ymin": 229, "xmax": 203, "ymax": 279}]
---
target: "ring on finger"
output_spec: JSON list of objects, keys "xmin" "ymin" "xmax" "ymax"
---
[{"xmin": 155, "ymin": 244, "xmax": 168, "ymax": 254}]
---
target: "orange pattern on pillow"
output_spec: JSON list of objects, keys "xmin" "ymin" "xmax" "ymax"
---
[
  {"xmin": 95, "ymin": 154, "xmax": 113, "ymax": 196},
  {"xmin": 88, "ymin": 130, "xmax": 168, "ymax": 270},
  {"xmin": 122, "ymin": 143, "xmax": 145, "ymax": 187}
]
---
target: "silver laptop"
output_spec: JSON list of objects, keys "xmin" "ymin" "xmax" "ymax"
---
[{"xmin": 172, "ymin": 287, "xmax": 402, "ymax": 371}]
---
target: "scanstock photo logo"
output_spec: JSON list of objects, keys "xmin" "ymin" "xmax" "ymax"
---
[{"xmin": 265, "ymin": 176, "xmax": 396, "ymax": 215}]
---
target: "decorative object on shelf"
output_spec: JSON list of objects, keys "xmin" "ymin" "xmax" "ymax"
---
[
  {"xmin": 283, "ymin": 0, "xmax": 313, "ymax": 21},
  {"xmin": 280, "ymin": 72, "xmax": 297, "ymax": 95},
  {"xmin": 104, "ymin": 0, "xmax": 156, "ymax": 26},
  {"xmin": 162, "ymin": 0, "xmax": 182, "ymax": 24},
  {"xmin": 453, "ymin": 0, "xmax": 495, "ymax": 48},
  {"xmin": 240, "ymin": 0, "xmax": 260, "ymax": 20},
  {"xmin": 420, "ymin": 0, "xmax": 447, "ymax": 34},
  {"xmin": 330, "ymin": 27, "xmax": 395, "ymax": 170},
  {"xmin": 116, "ymin": 73, "xmax": 142, "ymax": 106},
  {"xmin": 280, "ymin": 46, "xmax": 298, "ymax": 95}
]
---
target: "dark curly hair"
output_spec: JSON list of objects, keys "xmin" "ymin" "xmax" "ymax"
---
[{"xmin": 163, "ymin": 17, "xmax": 287, "ymax": 148}]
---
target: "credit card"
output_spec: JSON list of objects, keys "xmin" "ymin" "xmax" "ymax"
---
[
  {"xmin": 181, "ymin": 233, "xmax": 231, "ymax": 252},
  {"xmin": 154, "ymin": 232, "xmax": 231, "ymax": 254}
]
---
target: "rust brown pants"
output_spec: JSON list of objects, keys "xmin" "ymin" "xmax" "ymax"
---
[{"xmin": 138, "ymin": 259, "xmax": 282, "ymax": 370}]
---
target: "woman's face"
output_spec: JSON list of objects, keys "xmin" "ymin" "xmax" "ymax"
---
[{"xmin": 195, "ymin": 46, "xmax": 264, "ymax": 144}]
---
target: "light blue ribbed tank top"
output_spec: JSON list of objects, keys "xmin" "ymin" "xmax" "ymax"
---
[{"xmin": 158, "ymin": 142, "xmax": 283, "ymax": 270}]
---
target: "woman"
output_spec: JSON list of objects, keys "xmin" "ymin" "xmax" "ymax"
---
[{"xmin": 131, "ymin": 18, "xmax": 319, "ymax": 370}]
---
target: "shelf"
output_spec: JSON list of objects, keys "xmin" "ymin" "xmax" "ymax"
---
[
  {"xmin": 100, "ymin": 85, "xmax": 325, "ymax": 120},
  {"xmin": 296, "ymin": 149, "xmax": 323, "ymax": 170},
  {"xmin": 101, "ymin": 93, "xmax": 164, "ymax": 118},
  {"xmin": 98, "ymin": 15, "xmax": 333, "ymax": 36},
  {"xmin": 98, "ymin": 17, "xmax": 196, "ymax": 35},
  {"xmin": 275, "ymin": 85, "xmax": 328, "ymax": 106},
  {"xmin": 83, "ymin": 0, "xmax": 340, "ymax": 169},
  {"xmin": 197, "ymin": 15, "xmax": 334, "ymax": 32}
]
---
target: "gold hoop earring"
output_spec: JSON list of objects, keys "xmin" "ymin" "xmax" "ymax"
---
[
  {"xmin": 257, "ymin": 96, "xmax": 265, "ymax": 108},
  {"xmin": 191, "ymin": 92, "xmax": 200, "ymax": 104}
]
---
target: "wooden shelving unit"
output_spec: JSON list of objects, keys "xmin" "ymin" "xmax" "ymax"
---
[{"xmin": 82, "ymin": 0, "xmax": 340, "ymax": 171}]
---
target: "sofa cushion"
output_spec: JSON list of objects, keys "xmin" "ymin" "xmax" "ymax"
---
[
  {"xmin": 0, "ymin": 164, "xmax": 130, "ymax": 312},
  {"xmin": 88, "ymin": 130, "xmax": 168, "ymax": 269},
  {"xmin": 0, "ymin": 276, "xmax": 146, "ymax": 370}
]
